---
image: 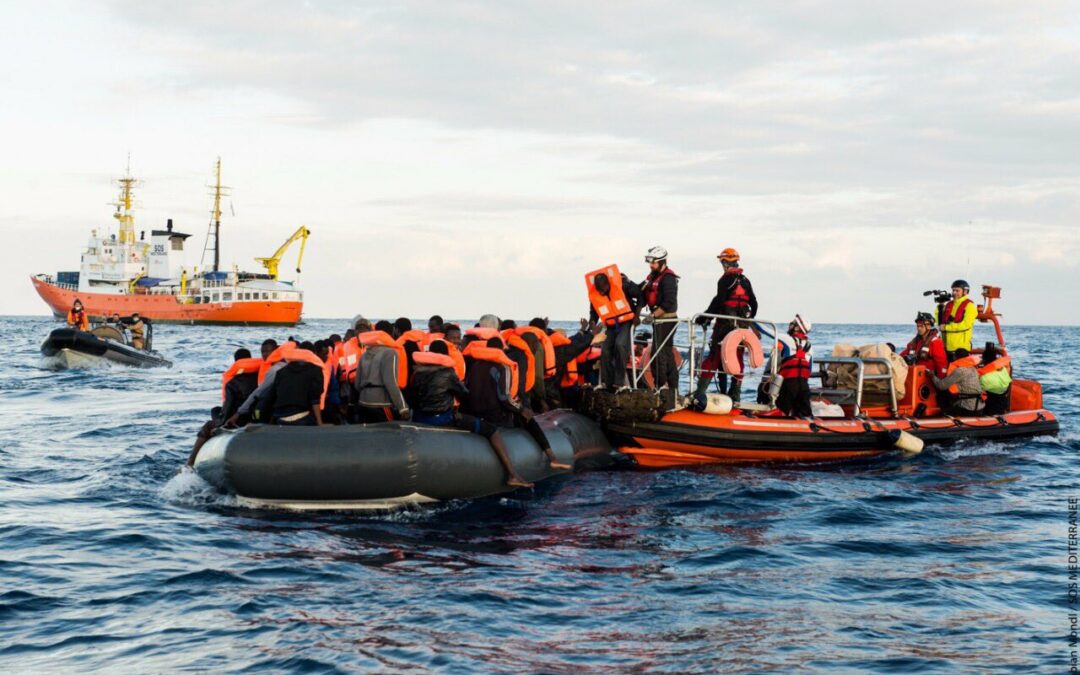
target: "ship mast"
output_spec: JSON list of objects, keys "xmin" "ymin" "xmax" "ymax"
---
[
  {"xmin": 112, "ymin": 155, "xmax": 138, "ymax": 245},
  {"xmin": 200, "ymin": 157, "xmax": 229, "ymax": 273}
]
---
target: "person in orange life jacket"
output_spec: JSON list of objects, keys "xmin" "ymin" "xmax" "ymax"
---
[
  {"xmin": 931, "ymin": 348, "xmax": 985, "ymax": 415},
  {"xmin": 413, "ymin": 340, "xmax": 537, "ymax": 488},
  {"xmin": 428, "ymin": 315, "xmax": 445, "ymax": 333},
  {"xmin": 641, "ymin": 246, "xmax": 681, "ymax": 392},
  {"xmin": 588, "ymin": 271, "xmax": 644, "ymax": 389},
  {"xmin": 900, "ymin": 312, "xmax": 947, "ymax": 378},
  {"xmin": 228, "ymin": 338, "xmax": 285, "ymax": 426},
  {"xmin": 344, "ymin": 319, "xmax": 372, "ymax": 415},
  {"xmin": 260, "ymin": 341, "xmax": 325, "ymax": 426},
  {"xmin": 773, "ymin": 316, "xmax": 814, "ymax": 417},
  {"xmin": 443, "ymin": 323, "xmax": 463, "ymax": 350},
  {"xmin": 693, "ymin": 248, "xmax": 758, "ymax": 403},
  {"xmin": 979, "ymin": 342, "xmax": 1012, "ymax": 416},
  {"xmin": 318, "ymin": 338, "xmax": 343, "ymax": 425},
  {"xmin": 354, "ymin": 320, "xmax": 411, "ymax": 423},
  {"xmin": 188, "ymin": 348, "xmax": 261, "ymax": 466},
  {"xmin": 66, "ymin": 299, "xmax": 90, "ymax": 331},
  {"xmin": 544, "ymin": 319, "xmax": 601, "ymax": 409}
]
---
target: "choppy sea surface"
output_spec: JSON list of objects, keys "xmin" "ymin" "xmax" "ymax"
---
[{"xmin": 1, "ymin": 316, "xmax": 1076, "ymax": 672}]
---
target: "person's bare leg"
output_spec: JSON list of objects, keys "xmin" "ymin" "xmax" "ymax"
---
[
  {"xmin": 489, "ymin": 431, "xmax": 533, "ymax": 488},
  {"xmin": 542, "ymin": 446, "xmax": 572, "ymax": 471}
]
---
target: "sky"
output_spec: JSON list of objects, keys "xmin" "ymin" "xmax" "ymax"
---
[{"xmin": 1, "ymin": 1, "xmax": 1078, "ymax": 324}]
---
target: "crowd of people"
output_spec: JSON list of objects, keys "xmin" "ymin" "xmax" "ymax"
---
[{"xmin": 181, "ymin": 253, "xmax": 1013, "ymax": 483}]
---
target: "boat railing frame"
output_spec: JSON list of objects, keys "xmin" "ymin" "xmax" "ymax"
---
[
  {"xmin": 810, "ymin": 356, "xmax": 898, "ymax": 417},
  {"xmin": 627, "ymin": 312, "xmax": 782, "ymax": 393}
]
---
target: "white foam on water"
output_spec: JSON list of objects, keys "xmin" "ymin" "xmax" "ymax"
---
[{"xmin": 160, "ymin": 466, "xmax": 236, "ymax": 507}]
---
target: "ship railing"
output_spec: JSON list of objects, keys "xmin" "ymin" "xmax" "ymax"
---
[
  {"xmin": 625, "ymin": 313, "xmax": 782, "ymax": 396},
  {"xmin": 35, "ymin": 273, "xmax": 79, "ymax": 291},
  {"xmin": 809, "ymin": 356, "xmax": 898, "ymax": 417}
]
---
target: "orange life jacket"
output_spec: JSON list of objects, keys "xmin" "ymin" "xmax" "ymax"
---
[
  {"xmin": 585, "ymin": 264, "xmax": 635, "ymax": 326},
  {"xmin": 333, "ymin": 341, "xmax": 345, "ymax": 372},
  {"xmin": 465, "ymin": 327, "xmax": 499, "ymax": 341},
  {"xmin": 463, "ymin": 342, "xmax": 519, "ymax": 399},
  {"xmin": 67, "ymin": 309, "xmax": 89, "ymax": 331},
  {"xmin": 501, "ymin": 330, "xmax": 535, "ymax": 392},
  {"xmin": 424, "ymin": 332, "xmax": 445, "ymax": 347},
  {"xmin": 945, "ymin": 355, "xmax": 980, "ymax": 395},
  {"xmin": 977, "ymin": 355, "xmax": 1011, "ymax": 378},
  {"xmin": 413, "ymin": 351, "xmax": 457, "ymax": 369},
  {"xmin": 548, "ymin": 331, "xmax": 579, "ymax": 388},
  {"xmin": 425, "ymin": 339, "xmax": 467, "ymax": 379},
  {"xmin": 258, "ymin": 341, "xmax": 297, "ymax": 384},
  {"xmin": 357, "ymin": 330, "xmax": 408, "ymax": 389},
  {"xmin": 283, "ymin": 349, "xmax": 331, "ymax": 409},
  {"xmin": 340, "ymin": 337, "xmax": 363, "ymax": 383},
  {"xmin": 222, "ymin": 357, "xmax": 264, "ymax": 402},
  {"xmin": 515, "ymin": 326, "xmax": 557, "ymax": 378},
  {"xmin": 575, "ymin": 345, "xmax": 603, "ymax": 386},
  {"xmin": 396, "ymin": 330, "xmax": 427, "ymax": 349},
  {"xmin": 943, "ymin": 297, "xmax": 973, "ymax": 324}
]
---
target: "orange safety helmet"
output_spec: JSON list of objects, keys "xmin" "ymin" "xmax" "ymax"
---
[{"xmin": 717, "ymin": 247, "xmax": 740, "ymax": 263}]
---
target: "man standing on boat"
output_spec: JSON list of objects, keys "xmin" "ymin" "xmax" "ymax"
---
[
  {"xmin": 937, "ymin": 280, "xmax": 977, "ymax": 361},
  {"xmin": 692, "ymin": 248, "xmax": 758, "ymax": 404},
  {"xmin": 641, "ymin": 246, "xmax": 680, "ymax": 393}
]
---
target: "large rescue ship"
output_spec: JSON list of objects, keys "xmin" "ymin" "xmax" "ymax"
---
[{"xmin": 32, "ymin": 160, "xmax": 308, "ymax": 326}]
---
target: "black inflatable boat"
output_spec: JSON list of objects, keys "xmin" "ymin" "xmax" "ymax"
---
[
  {"xmin": 40, "ymin": 326, "xmax": 172, "ymax": 369},
  {"xmin": 192, "ymin": 410, "xmax": 614, "ymax": 510}
]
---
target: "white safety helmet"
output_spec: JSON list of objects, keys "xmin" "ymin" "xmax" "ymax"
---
[
  {"xmin": 790, "ymin": 314, "xmax": 812, "ymax": 336},
  {"xmin": 645, "ymin": 245, "xmax": 668, "ymax": 264}
]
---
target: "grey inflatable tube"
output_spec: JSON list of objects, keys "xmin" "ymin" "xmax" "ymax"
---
[{"xmin": 193, "ymin": 410, "xmax": 614, "ymax": 510}]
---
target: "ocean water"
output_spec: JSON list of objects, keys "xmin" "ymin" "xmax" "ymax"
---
[{"xmin": 1, "ymin": 316, "xmax": 1076, "ymax": 672}]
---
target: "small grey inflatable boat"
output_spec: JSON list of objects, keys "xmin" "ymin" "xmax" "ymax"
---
[
  {"xmin": 193, "ymin": 410, "xmax": 614, "ymax": 511},
  {"xmin": 41, "ymin": 325, "xmax": 171, "ymax": 369}
]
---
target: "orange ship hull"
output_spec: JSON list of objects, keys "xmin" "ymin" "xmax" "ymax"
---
[{"xmin": 32, "ymin": 276, "xmax": 302, "ymax": 326}]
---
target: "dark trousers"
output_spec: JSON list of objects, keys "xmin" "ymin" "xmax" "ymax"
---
[
  {"xmin": 601, "ymin": 322, "xmax": 632, "ymax": 388},
  {"xmin": 776, "ymin": 378, "xmax": 812, "ymax": 417},
  {"xmin": 651, "ymin": 320, "xmax": 680, "ymax": 391}
]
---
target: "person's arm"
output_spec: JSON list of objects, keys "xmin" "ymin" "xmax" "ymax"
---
[
  {"xmin": 702, "ymin": 278, "xmax": 728, "ymax": 317},
  {"xmin": 931, "ymin": 369, "xmax": 962, "ymax": 391},
  {"xmin": 930, "ymin": 340, "xmax": 948, "ymax": 378},
  {"xmin": 450, "ymin": 373, "xmax": 470, "ymax": 401},
  {"xmin": 382, "ymin": 354, "xmax": 410, "ymax": 417},
  {"xmin": 655, "ymin": 274, "xmax": 678, "ymax": 316},
  {"xmin": 743, "ymin": 277, "xmax": 759, "ymax": 318},
  {"xmin": 493, "ymin": 367, "xmax": 522, "ymax": 413}
]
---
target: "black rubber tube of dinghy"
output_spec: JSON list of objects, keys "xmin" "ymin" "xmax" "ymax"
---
[{"xmin": 196, "ymin": 410, "xmax": 613, "ymax": 502}]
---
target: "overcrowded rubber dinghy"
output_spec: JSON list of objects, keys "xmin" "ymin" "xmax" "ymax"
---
[
  {"xmin": 590, "ymin": 285, "xmax": 1058, "ymax": 467},
  {"xmin": 40, "ymin": 324, "xmax": 171, "ymax": 369},
  {"xmin": 192, "ymin": 410, "xmax": 614, "ymax": 510}
]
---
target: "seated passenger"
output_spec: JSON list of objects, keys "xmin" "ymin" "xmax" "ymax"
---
[
  {"xmin": 931, "ymin": 348, "xmax": 985, "ymax": 416},
  {"xmin": 354, "ymin": 320, "xmax": 411, "ymax": 423},
  {"xmin": 546, "ymin": 319, "xmax": 601, "ymax": 409},
  {"xmin": 412, "ymin": 341, "xmax": 533, "ymax": 488},
  {"xmin": 979, "ymin": 343, "xmax": 1012, "ymax": 416},
  {"xmin": 443, "ymin": 323, "xmax": 462, "ymax": 350},
  {"xmin": 268, "ymin": 342, "xmax": 325, "ymax": 426},
  {"xmin": 128, "ymin": 313, "xmax": 147, "ymax": 350},
  {"xmin": 188, "ymin": 348, "xmax": 263, "ymax": 466},
  {"xmin": 67, "ymin": 300, "xmax": 90, "ymax": 331},
  {"xmin": 900, "ymin": 312, "xmax": 947, "ymax": 378},
  {"xmin": 428, "ymin": 315, "xmax": 445, "ymax": 333}
]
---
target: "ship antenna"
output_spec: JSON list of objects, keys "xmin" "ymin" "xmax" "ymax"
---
[
  {"xmin": 111, "ymin": 155, "xmax": 139, "ymax": 246},
  {"xmin": 200, "ymin": 157, "xmax": 230, "ymax": 273}
]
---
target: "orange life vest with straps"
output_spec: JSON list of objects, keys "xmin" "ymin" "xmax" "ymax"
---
[
  {"xmin": 67, "ymin": 309, "xmax": 90, "ymax": 331},
  {"xmin": 283, "ymin": 349, "xmax": 331, "ymax": 409},
  {"xmin": 722, "ymin": 268, "xmax": 751, "ymax": 313},
  {"xmin": 945, "ymin": 355, "xmax": 980, "ymax": 396},
  {"xmin": 778, "ymin": 345, "xmax": 811, "ymax": 381},
  {"xmin": 515, "ymin": 326, "xmax": 557, "ymax": 378},
  {"xmin": 424, "ymin": 332, "xmax": 444, "ymax": 347},
  {"xmin": 396, "ymin": 330, "xmax": 427, "ymax": 349},
  {"xmin": 421, "ymin": 339, "xmax": 466, "ymax": 380},
  {"xmin": 585, "ymin": 264, "xmax": 635, "ymax": 326},
  {"xmin": 221, "ymin": 357, "xmax": 264, "ymax": 402},
  {"xmin": 575, "ymin": 345, "xmax": 602, "ymax": 386},
  {"xmin": 333, "ymin": 341, "xmax": 345, "ymax": 372},
  {"xmin": 413, "ymin": 351, "xmax": 456, "ymax": 369},
  {"xmin": 258, "ymin": 341, "xmax": 297, "ymax": 384},
  {"xmin": 548, "ymin": 331, "xmax": 579, "ymax": 388},
  {"xmin": 357, "ymin": 330, "xmax": 408, "ymax": 389},
  {"xmin": 644, "ymin": 266, "xmax": 678, "ymax": 309},
  {"xmin": 943, "ymin": 297, "xmax": 973, "ymax": 324},
  {"xmin": 340, "ymin": 337, "xmax": 363, "ymax": 384},
  {"xmin": 977, "ymin": 355, "xmax": 1011, "ymax": 378},
  {"xmin": 463, "ymin": 342, "xmax": 519, "ymax": 400},
  {"xmin": 501, "ymin": 330, "xmax": 535, "ymax": 392},
  {"xmin": 465, "ymin": 327, "xmax": 499, "ymax": 341}
]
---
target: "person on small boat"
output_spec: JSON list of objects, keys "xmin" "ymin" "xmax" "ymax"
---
[
  {"xmin": 355, "ymin": 320, "xmax": 412, "ymax": 423},
  {"xmin": 545, "ymin": 320, "xmax": 600, "ymax": 409},
  {"xmin": 979, "ymin": 343, "xmax": 1012, "ymax": 415},
  {"xmin": 937, "ymin": 280, "xmax": 977, "ymax": 361},
  {"xmin": 587, "ymin": 268, "xmax": 643, "ymax": 389},
  {"xmin": 319, "ymin": 338, "xmax": 343, "ymax": 425},
  {"xmin": 128, "ymin": 313, "xmax": 147, "ymax": 350},
  {"xmin": 413, "ymin": 340, "xmax": 537, "ymax": 488},
  {"xmin": 931, "ymin": 348, "xmax": 985, "ymax": 415},
  {"xmin": 694, "ymin": 248, "xmax": 758, "ymax": 403},
  {"xmin": 773, "ymin": 315, "xmax": 814, "ymax": 417},
  {"xmin": 443, "ymin": 323, "xmax": 463, "ymax": 350},
  {"xmin": 900, "ymin": 312, "xmax": 947, "ymax": 378},
  {"xmin": 641, "ymin": 245, "xmax": 680, "ymax": 393},
  {"xmin": 188, "ymin": 348, "xmax": 264, "ymax": 465},
  {"xmin": 428, "ymin": 315, "xmax": 445, "ymax": 333},
  {"xmin": 265, "ymin": 341, "xmax": 326, "ymax": 426},
  {"xmin": 66, "ymin": 300, "xmax": 89, "ymax": 331},
  {"xmin": 107, "ymin": 312, "xmax": 126, "ymax": 332}
]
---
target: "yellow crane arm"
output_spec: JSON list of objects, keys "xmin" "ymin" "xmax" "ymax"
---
[{"xmin": 255, "ymin": 226, "xmax": 311, "ymax": 280}]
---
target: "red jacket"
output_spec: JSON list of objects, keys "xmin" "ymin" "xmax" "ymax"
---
[{"xmin": 901, "ymin": 329, "xmax": 947, "ymax": 378}]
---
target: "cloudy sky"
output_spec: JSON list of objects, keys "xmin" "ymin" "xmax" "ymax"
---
[{"xmin": 2, "ymin": 1, "xmax": 1078, "ymax": 324}]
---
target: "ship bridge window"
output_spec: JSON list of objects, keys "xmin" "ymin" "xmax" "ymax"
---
[{"xmin": 222, "ymin": 292, "xmax": 233, "ymax": 302}]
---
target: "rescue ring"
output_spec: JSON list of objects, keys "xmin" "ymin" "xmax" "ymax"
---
[{"xmin": 719, "ymin": 328, "xmax": 764, "ymax": 375}]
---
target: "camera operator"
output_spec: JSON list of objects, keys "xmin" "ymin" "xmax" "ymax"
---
[{"xmin": 935, "ymin": 280, "xmax": 977, "ymax": 361}]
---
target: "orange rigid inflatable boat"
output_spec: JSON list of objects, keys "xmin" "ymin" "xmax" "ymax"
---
[{"xmin": 604, "ymin": 285, "xmax": 1059, "ymax": 467}]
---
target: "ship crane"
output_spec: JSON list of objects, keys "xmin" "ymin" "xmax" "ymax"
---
[{"xmin": 255, "ymin": 226, "xmax": 311, "ymax": 280}]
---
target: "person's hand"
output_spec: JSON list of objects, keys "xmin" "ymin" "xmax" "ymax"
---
[
  {"xmin": 591, "ymin": 323, "xmax": 604, "ymax": 336},
  {"xmin": 520, "ymin": 408, "xmax": 535, "ymax": 422},
  {"xmin": 224, "ymin": 414, "xmax": 240, "ymax": 429},
  {"xmin": 579, "ymin": 318, "xmax": 590, "ymax": 333}
]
